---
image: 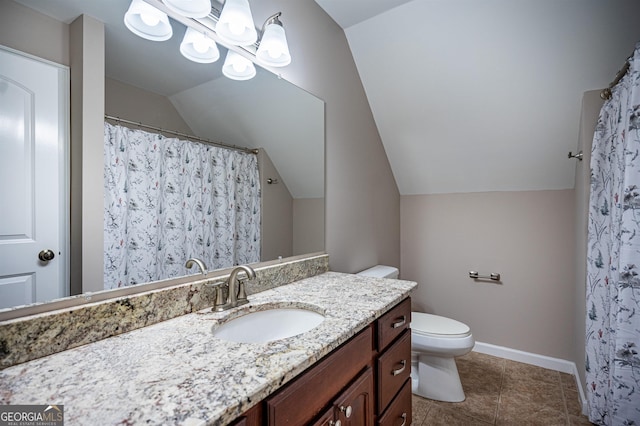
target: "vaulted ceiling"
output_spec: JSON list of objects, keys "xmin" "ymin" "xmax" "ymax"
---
[
  {"xmin": 315, "ymin": 0, "xmax": 640, "ymax": 195},
  {"xmin": 15, "ymin": 0, "xmax": 640, "ymax": 197}
]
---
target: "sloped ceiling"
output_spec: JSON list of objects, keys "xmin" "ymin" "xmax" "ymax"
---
[
  {"xmin": 14, "ymin": 0, "xmax": 324, "ymax": 199},
  {"xmin": 316, "ymin": 0, "xmax": 640, "ymax": 195},
  {"xmin": 170, "ymin": 69, "xmax": 324, "ymax": 199}
]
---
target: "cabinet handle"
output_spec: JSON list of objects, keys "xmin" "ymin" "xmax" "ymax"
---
[
  {"xmin": 399, "ymin": 412, "xmax": 407, "ymax": 426},
  {"xmin": 391, "ymin": 359, "xmax": 406, "ymax": 376},
  {"xmin": 391, "ymin": 315, "xmax": 406, "ymax": 328},
  {"xmin": 329, "ymin": 421, "xmax": 341, "ymax": 426},
  {"xmin": 340, "ymin": 405, "xmax": 352, "ymax": 418}
]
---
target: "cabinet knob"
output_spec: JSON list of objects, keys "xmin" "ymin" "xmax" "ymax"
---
[
  {"xmin": 399, "ymin": 412, "xmax": 407, "ymax": 426},
  {"xmin": 340, "ymin": 405, "xmax": 352, "ymax": 418},
  {"xmin": 329, "ymin": 421, "xmax": 341, "ymax": 426}
]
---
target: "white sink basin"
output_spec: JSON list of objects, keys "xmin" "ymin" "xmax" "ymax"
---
[{"xmin": 212, "ymin": 308, "xmax": 325, "ymax": 343}]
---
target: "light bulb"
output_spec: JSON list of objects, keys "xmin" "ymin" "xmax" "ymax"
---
[
  {"xmin": 233, "ymin": 61, "xmax": 247, "ymax": 73},
  {"xmin": 222, "ymin": 50, "xmax": 255, "ymax": 80},
  {"xmin": 229, "ymin": 21, "xmax": 245, "ymax": 36},
  {"xmin": 140, "ymin": 12, "xmax": 160, "ymax": 27},
  {"xmin": 268, "ymin": 47, "xmax": 282, "ymax": 59},
  {"xmin": 192, "ymin": 38, "xmax": 209, "ymax": 53}
]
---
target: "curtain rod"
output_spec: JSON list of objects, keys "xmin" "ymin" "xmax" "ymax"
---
[
  {"xmin": 600, "ymin": 53, "xmax": 633, "ymax": 100},
  {"xmin": 104, "ymin": 115, "xmax": 259, "ymax": 155}
]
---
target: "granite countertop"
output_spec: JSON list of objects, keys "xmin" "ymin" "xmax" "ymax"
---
[{"xmin": 0, "ymin": 272, "xmax": 416, "ymax": 425}]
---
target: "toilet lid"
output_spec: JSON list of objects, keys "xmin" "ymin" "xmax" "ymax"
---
[{"xmin": 411, "ymin": 312, "xmax": 471, "ymax": 337}]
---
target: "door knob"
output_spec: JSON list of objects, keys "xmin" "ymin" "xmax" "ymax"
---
[{"xmin": 38, "ymin": 249, "xmax": 55, "ymax": 262}]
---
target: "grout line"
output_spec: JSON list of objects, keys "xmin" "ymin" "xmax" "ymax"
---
[
  {"xmin": 493, "ymin": 357, "xmax": 506, "ymax": 425},
  {"xmin": 560, "ymin": 377, "xmax": 571, "ymax": 424}
]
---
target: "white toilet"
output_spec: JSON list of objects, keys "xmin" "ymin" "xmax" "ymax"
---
[{"xmin": 356, "ymin": 265, "xmax": 475, "ymax": 403}]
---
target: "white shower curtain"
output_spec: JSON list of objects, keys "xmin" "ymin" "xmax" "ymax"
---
[
  {"xmin": 103, "ymin": 123, "xmax": 260, "ymax": 289},
  {"xmin": 586, "ymin": 42, "xmax": 640, "ymax": 425}
]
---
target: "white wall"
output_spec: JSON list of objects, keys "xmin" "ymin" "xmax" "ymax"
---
[
  {"xmin": 260, "ymin": 149, "xmax": 294, "ymax": 261},
  {"xmin": 105, "ymin": 78, "xmax": 194, "ymax": 134},
  {"xmin": 401, "ymin": 190, "xmax": 576, "ymax": 360},
  {"xmin": 69, "ymin": 15, "xmax": 105, "ymax": 293},
  {"xmin": 250, "ymin": 0, "xmax": 401, "ymax": 273},
  {"xmin": 0, "ymin": 0, "xmax": 68, "ymax": 65},
  {"xmin": 293, "ymin": 198, "xmax": 325, "ymax": 256}
]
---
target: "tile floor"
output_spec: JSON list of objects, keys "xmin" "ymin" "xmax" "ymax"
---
[{"xmin": 411, "ymin": 351, "xmax": 595, "ymax": 425}]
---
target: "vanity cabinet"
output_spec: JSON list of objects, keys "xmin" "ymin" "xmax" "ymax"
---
[{"xmin": 236, "ymin": 297, "xmax": 411, "ymax": 426}]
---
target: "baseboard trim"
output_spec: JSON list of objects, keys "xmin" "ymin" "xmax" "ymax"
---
[{"xmin": 473, "ymin": 341, "xmax": 588, "ymax": 416}]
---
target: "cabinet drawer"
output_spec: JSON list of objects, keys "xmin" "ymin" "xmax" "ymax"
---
[
  {"xmin": 266, "ymin": 326, "xmax": 373, "ymax": 425},
  {"xmin": 377, "ymin": 298, "xmax": 411, "ymax": 351},
  {"xmin": 377, "ymin": 330, "xmax": 411, "ymax": 412},
  {"xmin": 377, "ymin": 378, "xmax": 411, "ymax": 426}
]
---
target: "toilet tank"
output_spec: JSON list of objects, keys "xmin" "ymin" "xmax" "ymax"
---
[{"xmin": 356, "ymin": 265, "xmax": 399, "ymax": 279}]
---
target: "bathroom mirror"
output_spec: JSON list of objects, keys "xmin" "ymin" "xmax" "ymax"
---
[{"xmin": 1, "ymin": 0, "xmax": 324, "ymax": 316}]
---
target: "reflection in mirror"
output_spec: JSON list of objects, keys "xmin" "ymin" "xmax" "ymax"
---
[{"xmin": 0, "ymin": 0, "xmax": 324, "ymax": 315}]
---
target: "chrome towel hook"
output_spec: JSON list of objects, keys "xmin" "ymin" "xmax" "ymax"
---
[{"xmin": 568, "ymin": 151, "xmax": 583, "ymax": 161}]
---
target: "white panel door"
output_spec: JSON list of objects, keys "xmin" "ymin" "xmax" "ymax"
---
[{"xmin": 0, "ymin": 47, "xmax": 68, "ymax": 309}]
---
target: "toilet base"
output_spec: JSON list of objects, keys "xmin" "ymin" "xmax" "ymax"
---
[{"xmin": 411, "ymin": 353, "xmax": 465, "ymax": 402}]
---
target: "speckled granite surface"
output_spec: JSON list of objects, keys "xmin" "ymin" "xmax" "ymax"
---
[
  {"xmin": 0, "ymin": 254, "xmax": 329, "ymax": 369},
  {"xmin": 0, "ymin": 272, "xmax": 416, "ymax": 426}
]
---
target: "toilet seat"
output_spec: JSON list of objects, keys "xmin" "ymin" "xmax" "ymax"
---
[{"xmin": 411, "ymin": 312, "xmax": 471, "ymax": 338}]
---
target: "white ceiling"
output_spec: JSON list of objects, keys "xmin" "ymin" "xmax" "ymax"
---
[
  {"xmin": 15, "ymin": 0, "xmax": 640, "ymax": 197},
  {"xmin": 315, "ymin": 0, "xmax": 640, "ymax": 195},
  {"xmin": 314, "ymin": 0, "xmax": 413, "ymax": 29}
]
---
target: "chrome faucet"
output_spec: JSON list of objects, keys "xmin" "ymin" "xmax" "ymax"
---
[
  {"xmin": 212, "ymin": 265, "xmax": 256, "ymax": 311},
  {"xmin": 185, "ymin": 258, "xmax": 207, "ymax": 276},
  {"xmin": 227, "ymin": 265, "xmax": 256, "ymax": 307}
]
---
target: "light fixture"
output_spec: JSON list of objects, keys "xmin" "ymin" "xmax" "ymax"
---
[
  {"xmin": 256, "ymin": 13, "xmax": 291, "ymax": 67},
  {"xmin": 124, "ymin": 0, "xmax": 173, "ymax": 41},
  {"xmin": 216, "ymin": 0, "xmax": 258, "ymax": 46},
  {"xmin": 124, "ymin": 0, "xmax": 292, "ymax": 81},
  {"xmin": 162, "ymin": 0, "xmax": 211, "ymax": 18},
  {"xmin": 222, "ymin": 50, "xmax": 256, "ymax": 80},
  {"xmin": 180, "ymin": 28, "xmax": 220, "ymax": 63}
]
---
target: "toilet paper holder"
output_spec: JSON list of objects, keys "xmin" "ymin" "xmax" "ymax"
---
[{"xmin": 469, "ymin": 271, "xmax": 501, "ymax": 281}]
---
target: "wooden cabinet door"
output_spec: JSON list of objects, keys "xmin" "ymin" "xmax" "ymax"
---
[
  {"xmin": 310, "ymin": 368, "xmax": 374, "ymax": 426},
  {"xmin": 310, "ymin": 407, "xmax": 336, "ymax": 426},
  {"xmin": 335, "ymin": 367, "xmax": 374, "ymax": 426}
]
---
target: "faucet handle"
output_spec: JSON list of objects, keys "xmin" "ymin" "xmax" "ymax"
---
[{"xmin": 205, "ymin": 281, "xmax": 227, "ymax": 310}]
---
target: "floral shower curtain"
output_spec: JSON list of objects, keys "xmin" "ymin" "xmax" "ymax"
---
[
  {"xmin": 104, "ymin": 123, "xmax": 260, "ymax": 289},
  {"xmin": 586, "ymin": 42, "xmax": 640, "ymax": 425}
]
